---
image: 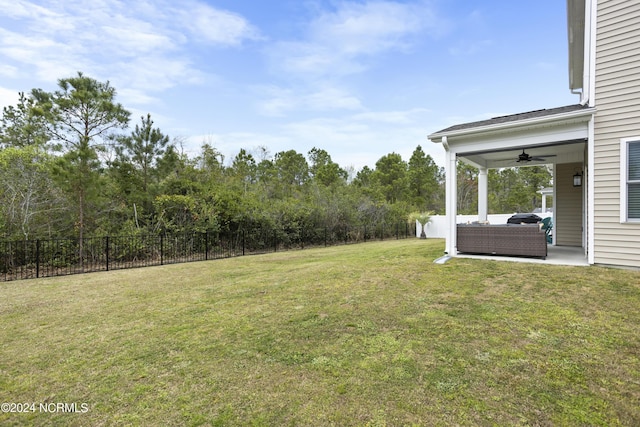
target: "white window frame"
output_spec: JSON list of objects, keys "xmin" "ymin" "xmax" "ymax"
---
[{"xmin": 620, "ymin": 137, "xmax": 640, "ymax": 223}]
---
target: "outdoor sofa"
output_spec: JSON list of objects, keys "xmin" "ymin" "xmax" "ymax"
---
[{"xmin": 456, "ymin": 223, "xmax": 547, "ymax": 259}]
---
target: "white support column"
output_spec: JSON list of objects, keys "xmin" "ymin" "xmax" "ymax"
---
[
  {"xmin": 478, "ymin": 167, "xmax": 488, "ymax": 222},
  {"xmin": 444, "ymin": 137, "xmax": 457, "ymax": 255}
]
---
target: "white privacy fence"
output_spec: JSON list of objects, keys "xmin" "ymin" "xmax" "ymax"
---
[{"xmin": 417, "ymin": 213, "xmax": 553, "ymax": 239}]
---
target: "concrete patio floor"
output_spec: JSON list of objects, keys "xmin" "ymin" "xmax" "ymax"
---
[{"xmin": 454, "ymin": 245, "xmax": 589, "ymax": 267}]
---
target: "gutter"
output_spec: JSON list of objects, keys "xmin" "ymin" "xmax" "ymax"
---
[{"xmin": 428, "ymin": 107, "xmax": 596, "ymax": 142}]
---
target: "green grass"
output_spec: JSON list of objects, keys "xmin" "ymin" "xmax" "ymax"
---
[{"xmin": 1, "ymin": 239, "xmax": 639, "ymax": 426}]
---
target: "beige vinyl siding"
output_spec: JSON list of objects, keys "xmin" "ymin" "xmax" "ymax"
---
[
  {"xmin": 593, "ymin": 0, "xmax": 640, "ymax": 267},
  {"xmin": 555, "ymin": 163, "xmax": 583, "ymax": 246}
]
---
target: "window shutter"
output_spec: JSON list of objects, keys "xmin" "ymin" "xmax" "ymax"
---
[
  {"xmin": 629, "ymin": 184, "xmax": 640, "ymax": 218},
  {"xmin": 629, "ymin": 142, "xmax": 640, "ymax": 219}
]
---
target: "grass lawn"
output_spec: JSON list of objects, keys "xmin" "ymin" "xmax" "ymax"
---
[{"xmin": 1, "ymin": 239, "xmax": 639, "ymax": 426}]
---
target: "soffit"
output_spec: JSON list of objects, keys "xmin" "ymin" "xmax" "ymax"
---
[{"xmin": 459, "ymin": 140, "xmax": 586, "ymax": 170}]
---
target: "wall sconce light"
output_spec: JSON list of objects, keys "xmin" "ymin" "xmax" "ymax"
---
[{"xmin": 573, "ymin": 171, "xmax": 583, "ymax": 187}]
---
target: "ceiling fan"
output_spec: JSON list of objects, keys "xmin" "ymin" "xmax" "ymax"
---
[{"xmin": 516, "ymin": 149, "xmax": 553, "ymax": 163}]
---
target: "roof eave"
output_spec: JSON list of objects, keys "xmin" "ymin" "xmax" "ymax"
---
[{"xmin": 428, "ymin": 106, "xmax": 595, "ymax": 143}]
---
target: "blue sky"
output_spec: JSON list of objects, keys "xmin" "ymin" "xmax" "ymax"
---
[{"xmin": 0, "ymin": 0, "xmax": 578, "ymax": 171}]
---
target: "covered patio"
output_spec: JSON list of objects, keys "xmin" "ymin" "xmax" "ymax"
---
[
  {"xmin": 456, "ymin": 245, "xmax": 589, "ymax": 267},
  {"xmin": 428, "ymin": 104, "xmax": 596, "ymax": 265}
]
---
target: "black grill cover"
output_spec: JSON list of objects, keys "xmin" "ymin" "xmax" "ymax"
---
[{"xmin": 507, "ymin": 213, "xmax": 542, "ymax": 224}]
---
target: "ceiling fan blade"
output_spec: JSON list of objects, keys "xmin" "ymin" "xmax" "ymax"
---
[{"xmin": 530, "ymin": 154, "xmax": 557, "ymax": 161}]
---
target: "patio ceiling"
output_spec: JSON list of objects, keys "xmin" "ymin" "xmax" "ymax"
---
[
  {"xmin": 428, "ymin": 104, "xmax": 595, "ymax": 170},
  {"xmin": 459, "ymin": 139, "xmax": 586, "ymax": 170}
]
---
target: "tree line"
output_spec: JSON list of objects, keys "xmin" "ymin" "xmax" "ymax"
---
[{"xmin": 0, "ymin": 72, "xmax": 551, "ymax": 241}]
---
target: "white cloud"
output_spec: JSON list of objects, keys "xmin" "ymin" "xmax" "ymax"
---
[
  {"xmin": 0, "ymin": 26, "xmax": 94, "ymax": 81},
  {"xmin": 0, "ymin": 86, "xmax": 21, "ymax": 110},
  {"xmin": 306, "ymin": 87, "xmax": 363, "ymax": 111},
  {"xmin": 99, "ymin": 25, "xmax": 178, "ymax": 56},
  {"xmin": 0, "ymin": 64, "xmax": 18, "ymax": 78},
  {"xmin": 116, "ymin": 88, "xmax": 160, "ymax": 107},
  {"xmin": 273, "ymin": 42, "xmax": 366, "ymax": 77},
  {"xmin": 353, "ymin": 108, "xmax": 431, "ymax": 124},
  {"xmin": 0, "ymin": 28, "xmax": 61, "ymax": 54},
  {"xmin": 0, "ymin": 0, "xmax": 68, "ymax": 29},
  {"xmin": 309, "ymin": 1, "xmax": 427, "ymax": 55},
  {"xmin": 180, "ymin": 2, "xmax": 261, "ymax": 45},
  {"xmin": 255, "ymin": 86, "xmax": 295, "ymax": 117},
  {"xmin": 0, "ymin": 0, "xmax": 259, "ymax": 107},
  {"xmin": 268, "ymin": 0, "xmax": 441, "ymax": 78},
  {"xmin": 256, "ymin": 85, "xmax": 363, "ymax": 117},
  {"xmin": 113, "ymin": 55, "xmax": 204, "ymax": 92}
]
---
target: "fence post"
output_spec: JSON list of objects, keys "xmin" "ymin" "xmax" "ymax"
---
[
  {"xmin": 160, "ymin": 235, "xmax": 164, "ymax": 265},
  {"xmin": 242, "ymin": 230, "xmax": 246, "ymax": 256},
  {"xmin": 381, "ymin": 224, "xmax": 384, "ymax": 241},
  {"xmin": 105, "ymin": 236, "xmax": 110, "ymax": 271},
  {"xmin": 301, "ymin": 226, "xmax": 304, "ymax": 250},
  {"xmin": 274, "ymin": 230, "xmax": 277, "ymax": 252},
  {"xmin": 36, "ymin": 240, "xmax": 40, "ymax": 278},
  {"xmin": 324, "ymin": 226, "xmax": 327, "ymax": 247},
  {"xmin": 205, "ymin": 231, "xmax": 209, "ymax": 261}
]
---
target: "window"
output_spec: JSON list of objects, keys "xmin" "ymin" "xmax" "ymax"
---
[{"xmin": 621, "ymin": 138, "xmax": 640, "ymax": 222}]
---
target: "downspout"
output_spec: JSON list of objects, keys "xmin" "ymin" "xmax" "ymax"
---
[
  {"xmin": 587, "ymin": 0, "xmax": 597, "ymax": 108},
  {"xmin": 569, "ymin": 0, "xmax": 583, "ymax": 100},
  {"xmin": 587, "ymin": 115, "xmax": 595, "ymax": 264},
  {"xmin": 570, "ymin": 0, "xmax": 594, "ymax": 105},
  {"xmin": 580, "ymin": 0, "xmax": 595, "ymax": 106},
  {"xmin": 587, "ymin": 0, "xmax": 597, "ymax": 264}
]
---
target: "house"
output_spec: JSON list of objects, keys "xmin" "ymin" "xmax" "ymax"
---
[{"xmin": 428, "ymin": 0, "xmax": 640, "ymax": 268}]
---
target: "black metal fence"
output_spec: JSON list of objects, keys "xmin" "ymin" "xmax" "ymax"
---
[{"xmin": 1, "ymin": 222, "xmax": 414, "ymax": 282}]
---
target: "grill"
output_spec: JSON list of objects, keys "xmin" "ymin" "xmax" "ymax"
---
[{"xmin": 506, "ymin": 213, "xmax": 543, "ymax": 224}]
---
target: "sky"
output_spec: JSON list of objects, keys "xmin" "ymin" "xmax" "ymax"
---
[{"xmin": 0, "ymin": 0, "xmax": 579, "ymax": 172}]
